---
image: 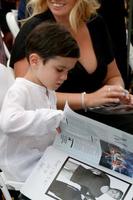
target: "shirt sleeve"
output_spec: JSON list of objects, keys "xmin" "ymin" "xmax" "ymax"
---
[{"xmin": 0, "ymin": 87, "xmax": 64, "ymax": 137}]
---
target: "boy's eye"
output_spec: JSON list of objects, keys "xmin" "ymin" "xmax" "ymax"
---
[{"xmin": 56, "ymin": 68, "xmax": 64, "ymax": 72}]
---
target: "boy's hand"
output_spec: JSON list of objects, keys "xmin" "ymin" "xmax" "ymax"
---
[{"xmin": 56, "ymin": 127, "xmax": 61, "ymax": 133}]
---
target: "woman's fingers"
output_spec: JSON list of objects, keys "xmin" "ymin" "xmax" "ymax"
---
[
  {"xmin": 103, "ymin": 85, "xmax": 130, "ymax": 100},
  {"xmin": 87, "ymin": 85, "xmax": 131, "ymax": 107}
]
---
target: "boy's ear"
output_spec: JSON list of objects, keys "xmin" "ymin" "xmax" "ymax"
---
[{"xmin": 29, "ymin": 53, "xmax": 40, "ymax": 66}]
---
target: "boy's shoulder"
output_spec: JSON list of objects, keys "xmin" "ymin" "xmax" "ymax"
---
[{"xmin": 8, "ymin": 78, "xmax": 30, "ymax": 94}]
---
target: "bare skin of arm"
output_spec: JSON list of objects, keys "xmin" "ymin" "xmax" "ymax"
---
[
  {"xmin": 14, "ymin": 58, "xmax": 29, "ymax": 77},
  {"xmin": 103, "ymin": 59, "xmax": 124, "ymax": 87},
  {"xmin": 56, "ymin": 86, "xmax": 129, "ymax": 110}
]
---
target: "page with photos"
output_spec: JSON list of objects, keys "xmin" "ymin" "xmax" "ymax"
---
[
  {"xmin": 21, "ymin": 104, "xmax": 133, "ymax": 199},
  {"xmin": 21, "ymin": 146, "xmax": 133, "ymax": 200},
  {"xmin": 54, "ymin": 103, "xmax": 133, "ymax": 179}
]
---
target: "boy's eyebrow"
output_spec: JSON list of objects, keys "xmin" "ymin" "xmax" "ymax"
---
[{"xmin": 57, "ymin": 65, "xmax": 67, "ymax": 69}]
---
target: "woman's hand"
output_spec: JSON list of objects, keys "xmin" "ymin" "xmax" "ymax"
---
[
  {"xmin": 85, "ymin": 85, "xmax": 131, "ymax": 108},
  {"xmin": 121, "ymin": 93, "xmax": 133, "ymax": 105}
]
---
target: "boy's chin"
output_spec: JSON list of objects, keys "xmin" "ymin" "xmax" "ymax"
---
[
  {"xmin": 48, "ymin": 83, "xmax": 62, "ymax": 90},
  {"xmin": 49, "ymin": 86, "xmax": 58, "ymax": 90},
  {"xmin": 54, "ymin": 85, "xmax": 61, "ymax": 90},
  {"xmin": 54, "ymin": 86, "xmax": 59, "ymax": 90}
]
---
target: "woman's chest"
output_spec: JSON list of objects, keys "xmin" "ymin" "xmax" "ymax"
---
[{"xmin": 74, "ymin": 24, "xmax": 97, "ymax": 74}]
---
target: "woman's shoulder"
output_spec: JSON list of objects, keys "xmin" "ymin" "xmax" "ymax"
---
[
  {"xmin": 13, "ymin": 10, "xmax": 54, "ymax": 47},
  {"xmin": 21, "ymin": 10, "xmax": 54, "ymax": 32},
  {"xmin": 87, "ymin": 14, "xmax": 106, "ymax": 28},
  {"xmin": 87, "ymin": 14, "xmax": 111, "ymax": 39}
]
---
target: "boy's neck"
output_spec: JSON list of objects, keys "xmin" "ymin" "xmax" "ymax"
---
[{"xmin": 24, "ymin": 70, "xmax": 43, "ymax": 87}]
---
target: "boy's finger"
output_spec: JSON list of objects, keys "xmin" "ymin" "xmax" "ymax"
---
[{"xmin": 56, "ymin": 127, "xmax": 61, "ymax": 133}]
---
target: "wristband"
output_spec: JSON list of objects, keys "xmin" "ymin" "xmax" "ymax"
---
[{"xmin": 81, "ymin": 92, "xmax": 87, "ymax": 112}]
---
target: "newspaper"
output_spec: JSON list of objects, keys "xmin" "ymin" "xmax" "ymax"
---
[{"xmin": 21, "ymin": 103, "xmax": 133, "ymax": 200}]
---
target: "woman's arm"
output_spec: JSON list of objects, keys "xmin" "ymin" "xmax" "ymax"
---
[
  {"xmin": 103, "ymin": 59, "xmax": 124, "ymax": 87},
  {"xmin": 57, "ymin": 60, "xmax": 129, "ymax": 110},
  {"xmin": 14, "ymin": 58, "xmax": 29, "ymax": 77},
  {"xmin": 56, "ymin": 92, "xmax": 83, "ymax": 110},
  {"xmin": 56, "ymin": 86, "xmax": 128, "ymax": 110}
]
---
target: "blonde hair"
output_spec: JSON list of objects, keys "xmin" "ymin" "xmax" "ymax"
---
[
  {"xmin": 27, "ymin": 0, "xmax": 48, "ymax": 15},
  {"xmin": 26, "ymin": 0, "xmax": 100, "ymax": 31}
]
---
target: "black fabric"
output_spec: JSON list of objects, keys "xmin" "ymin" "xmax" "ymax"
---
[
  {"xmin": 10, "ymin": 10, "xmax": 114, "ymax": 92},
  {"xmin": 0, "ymin": 0, "xmax": 16, "ymax": 32},
  {"xmin": 10, "ymin": 10, "xmax": 114, "ymax": 93},
  {"xmin": 48, "ymin": 179, "xmax": 87, "ymax": 200},
  {"xmin": 98, "ymin": 0, "xmax": 130, "ymax": 88},
  {"xmin": 71, "ymin": 165, "xmax": 110, "ymax": 198},
  {"xmin": 18, "ymin": 193, "xmax": 31, "ymax": 200},
  {"xmin": 58, "ymin": 15, "xmax": 114, "ymax": 93},
  {"xmin": 78, "ymin": 109, "xmax": 133, "ymax": 134}
]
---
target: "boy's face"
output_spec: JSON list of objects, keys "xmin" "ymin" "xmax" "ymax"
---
[{"xmin": 29, "ymin": 55, "xmax": 77, "ymax": 90}]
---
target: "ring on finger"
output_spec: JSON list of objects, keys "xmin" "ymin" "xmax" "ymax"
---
[{"xmin": 108, "ymin": 87, "xmax": 111, "ymax": 92}]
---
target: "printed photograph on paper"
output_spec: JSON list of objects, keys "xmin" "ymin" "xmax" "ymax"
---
[
  {"xmin": 99, "ymin": 140, "xmax": 133, "ymax": 178},
  {"xmin": 46, "ymin": 158, "xmax": 131, "ymax": 200}
]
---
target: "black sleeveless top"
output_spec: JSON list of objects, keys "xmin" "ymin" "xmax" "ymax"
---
[
  {"xmin": 58, "ymin": 15, "xmax": 114, "ymax": 93},
  {"xmin": 10, "ymin": 10, "xmax": 114, "ymax": 93}
]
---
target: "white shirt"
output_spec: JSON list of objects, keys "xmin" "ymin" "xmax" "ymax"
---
[{"xmin": 0, "ymin": 78, "xmax": 64, "ymax": 182}]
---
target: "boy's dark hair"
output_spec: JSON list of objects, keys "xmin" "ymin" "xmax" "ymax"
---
[{"xmin": 25, "ymin": 22, "xmax": 80, "ymax": 62}]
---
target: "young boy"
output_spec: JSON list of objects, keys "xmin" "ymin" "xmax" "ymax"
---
[{"xmin": 0, "ymin": 22, "xmax": 80, "ymax": 182}]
